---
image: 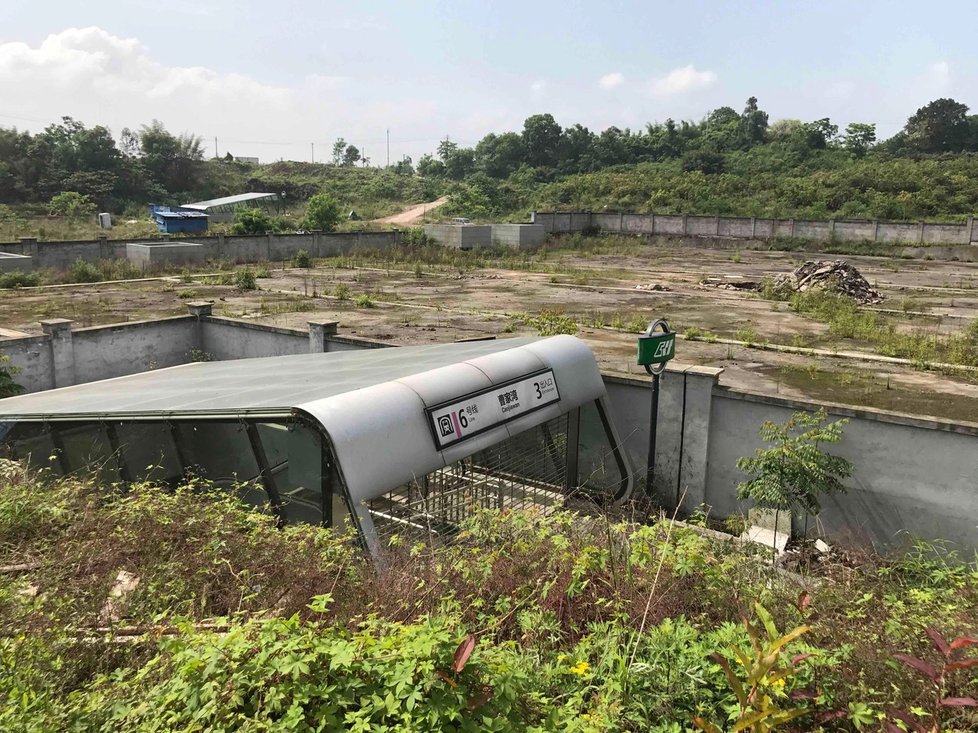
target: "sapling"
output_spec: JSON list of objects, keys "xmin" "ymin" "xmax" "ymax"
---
[{"xmin": 736, "ymin": 409, "xmax": 852, "ymax": 554}]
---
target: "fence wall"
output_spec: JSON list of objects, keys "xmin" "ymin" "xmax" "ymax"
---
[
  {"xmin": 532, "ymin": 211, "xmax": 978, "ymax": 246},
  {"xmin": 1, "ymin": 230, "xmax": 403, "ymax": 271}
]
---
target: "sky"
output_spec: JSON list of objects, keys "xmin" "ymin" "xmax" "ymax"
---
[{"xmin": 0, "ymin": 0, "xmax": 976, "ymax": 164}]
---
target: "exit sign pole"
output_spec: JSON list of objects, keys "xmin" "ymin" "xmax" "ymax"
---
[{"xmin": 636, "ymin": 319, "xmax": 675, "ymax": 495}]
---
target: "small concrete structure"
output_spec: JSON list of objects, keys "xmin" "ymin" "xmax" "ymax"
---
[
  {"xmin": 492, "ymin": 223, "xmax": 546, "ymax": 250},
  {"xmin": 424, "ymin": 224, "xmax": 492, "ymax": 250},
  {"xmin": 126, "ymin": 242, "xmax": 207, "ymax": 268},
  {"xmin": 0, "ymin": 252, "xmax": 33, "ymax": 273}
]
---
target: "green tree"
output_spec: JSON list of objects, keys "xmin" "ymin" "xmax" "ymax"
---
[
  {"xmin": 231, "ymin": 207, "xmax": 274, "ymax": 234},
  {"xmin": 902, "ymin": 98, "xmax": 970, "ymax": 153},
  {"xmin": 138, "ymin": 120, "xmax": 205, "ymax": 194},
  {"xmin": 736, "ymin": 409, "xmax": 852, "ymax": 548},
  {"xmin": 331, "ymin": 138, "xmax": 348, "ymax": 165},
  {"xmin": 301, "ymin": 193, "xmax": 342, "ymax": 231},
  {"xmin": 843, "ymin": 122, "xmax": 876, "ymax": 157},
  {"xmin": 341, "ymin": 144, "xmax": 361, "ymax": 167},
  {"xmin": 48, "ymin": 191, "xmax": 96, "ymax": 219},
  {"xmin": 475, "ymin": 132, "xmax": 525, "ymax": 178},
  {"xmin": 742, "ymin": 96, "xmax": 769, "ymax": 146},
  {"xmin": 521, "ymin": 113, "xmax": 562, "ymax": 169}
]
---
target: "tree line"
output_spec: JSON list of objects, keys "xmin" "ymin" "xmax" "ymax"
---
[{"xmin": 2, "ymin": 97, "xmax": 978, "ymax": 219}]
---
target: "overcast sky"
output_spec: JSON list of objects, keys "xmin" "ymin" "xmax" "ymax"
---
[{"xmin": 1, "ymin": 0, "xmax": 976, "ymax": 164}]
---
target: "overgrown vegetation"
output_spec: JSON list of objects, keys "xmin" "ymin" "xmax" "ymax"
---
[
  {"xmin": 0, "ymin": 462, "xmax": 975, "ymax": 731},
  {"xmin": 761, "ymin": 283, "xmax": 978, "ymax": 367}
]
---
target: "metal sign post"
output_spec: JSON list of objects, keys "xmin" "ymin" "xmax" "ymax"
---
[{"xmin": 636, "ymin": 319, "xmax": 675, "ymax": 495}]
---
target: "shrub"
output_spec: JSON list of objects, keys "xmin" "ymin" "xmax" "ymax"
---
[
  {"xmin": 234, "ymin": 268, "xmax": 257, "ymax": 290},
  {"xmin": 0, "ymin": 271, "xmax": 41, "ymax": 289},
  {"xmin": 231, "ymin": 207, "xmax": 274, "ymax": 235},
  {"xmin": 301, "ymin": 193, "xmax": 342, "ymax": 232},
  {"xmin": 354, "ymin": 293, "xmax": 374, "ymax": 308},
  {"xmin": 0, "ymin": 355, "xmax": 23, "ymax": 398},
  {"xmin": 48, "ymin": 192, "xmax": 96, "ymax": 219},
  {"xmin": 67, "ymin": 259, "xmax": 101, "ymax": 283},
  {"xmin": 291, "ymin": 249, "xmax": 312, "ymax": 268},
  {"xmin": 334, "ymin": 283, "xmax": 351, "ymax": 300}
]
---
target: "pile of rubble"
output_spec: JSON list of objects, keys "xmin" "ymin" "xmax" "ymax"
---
[
  {"xmin": 634, "ymin": 282, "xmax": 671, "ymax": 292},
  {"xmin": 699, "ymin": 276, "xmax": 758, "ymax": 291},
  {"xmin": 773, "ymin": 260, "xmax": 883, "ymax": 304}
]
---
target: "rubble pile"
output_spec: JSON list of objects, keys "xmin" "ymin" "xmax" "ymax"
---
[
  {"xmin": 634, "ymin": 282, "xmax": 671, "ymax": 292},
  {"xmin": 773, "ymin": 260, "xmax": 883, "ymax": 304},
  {"xmin": 699, "ymin": 276, "xmax": 759, "ymax": 291}
]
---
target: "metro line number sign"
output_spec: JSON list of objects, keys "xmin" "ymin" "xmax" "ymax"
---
[{"xmin": 637, "ymin": 331, "xmax": 676, "ymax": 367}]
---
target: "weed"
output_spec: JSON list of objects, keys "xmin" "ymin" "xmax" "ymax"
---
[
  {"xmin": 354, "ymin": 293, "xmax": 375, "ymax": 308},
  {"xmin": 291, "ymin": 250, "xmax": 311, "ymax": 268},
  {"xmin": 234, "ymin": 269, "xmax": 257, "ymax": 291},
  {"xmin": 177, "ymin": 289, "xmax": 198, "ymax": 300},
  {"xmin": 253, "ymin": 263, "xmax": 272, "ymax": 278},
  {"xmin": 334, "ymin": 283, "xmax": 351, "ymax": 300}
]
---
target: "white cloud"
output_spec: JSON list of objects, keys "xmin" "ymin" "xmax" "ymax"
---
[
  {"xmin": 530, "ymin": 79, "xmax": 547, "ymax": 97},
  {"xmin": 598, "ymin": 72, "xmax": 624, "ymax": 90},
  {"xmin": 930, "ymin": 60, "xmax": 950, "ymax": 88},
  {"xmin": 0, "ymin": 27, "xmax": 445, "ymax": 162},
  {"xmin": 649, "ymin": 65, "xmax": 717, "ymax": 96}
]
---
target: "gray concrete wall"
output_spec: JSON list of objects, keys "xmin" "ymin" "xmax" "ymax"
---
[
  {"xmin": 491, "ymin": 224, "xmax": 546, "ymax": 249},
  {"xmin": 424, "ymin": 225, "xmax": 492, "ymax": 249},
  {"xmin": 126, "ymin": 242, "xmax": 207, "ymax": 267},
  {"xmin": 706, "ymin": 389, "xmax": 978, "ymax": 552},
  {"xmin": 201, "ymin": 319, "xmax": 312, "ymax": 360},
  {"xmin": 1, "ymin": 334, "xmax": 53, "ymax": 392},
  {"xmin": 0, "ymin": 231, "xmax": 402, "ymax": 271},
  {"xmin": 72, "ymin": 317, "xmax": 198, "ymax": 382},
  {"xmin": 0, "ymin": 253, "xmax": 33, "ymax": 273},
  {"xmin": 531, "ymin": 211, "xmax": 977, "ymax": 247}
]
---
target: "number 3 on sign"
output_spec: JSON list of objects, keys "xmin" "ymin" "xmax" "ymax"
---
[{"xmin": 533, "ymin": 382, "xmax": 542, "ymax": 399}]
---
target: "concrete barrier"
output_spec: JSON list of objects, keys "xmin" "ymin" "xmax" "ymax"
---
[
  {"xmin": 126, "ymin": 242, "xmax": 207, "ymax": 267},
  {"xmin": 0, "ymin": 252, "xmax": 32, "ymax": 273},
  {"xmin": 424, "ymin": 224, "xmax": 493, "ymax": 249},
  {"xmin": 491, "ymin": 224, "xmax": 545, "ymax": 249}
]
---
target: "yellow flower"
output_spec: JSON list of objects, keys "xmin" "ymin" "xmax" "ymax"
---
[{"xmin": 570, "ymin": 660, "xmax": 590, "ymax": 676}]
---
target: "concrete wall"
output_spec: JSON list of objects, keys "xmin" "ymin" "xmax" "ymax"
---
[
  {"xmin": 0, "ymin": 253, "xmax": 33, "ymax": 273},
  {"xmin": 706, "ymin": 389, "xmax": 978, "ymax": 551},
  {"xmin": 202, "ymin": 319, "xmax": 312, "ymax": 361},
  {"xmin": 72, "ymin": 317, "xmax": 198, "ymax": 382},
  {"xmin": 532, "ymin": 211, "xmax": 977, "ymax": 247},
  {"xmin": 605, "ymin": 371, "xmax": 978, "ymax": 552},
  {"xmin": 126, "ymin": 242, "xmax": 207, "ymax": 267},
  {"xmin": 491, "ymin": 224, "xmax": 546, "ymax": 250},
  {"xmin": 1, "ymin": 334, "xmax": 53, "ymax": 392},
  {"xmin": 1, "ymin": 231, "xmax": 402, "ymax": 271},
  {"xmin": 424, "ymin": 225, "xmax": 493, "ymax": 249}
]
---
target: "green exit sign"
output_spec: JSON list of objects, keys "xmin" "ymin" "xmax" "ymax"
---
[{"xmin": 637, "ymin": 331, "xmax": 676, "ymax": 366}]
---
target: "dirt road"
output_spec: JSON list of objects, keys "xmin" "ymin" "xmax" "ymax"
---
[{"xmin": 374, "ymin": 196, "xmax": 449, "ymax": 225}]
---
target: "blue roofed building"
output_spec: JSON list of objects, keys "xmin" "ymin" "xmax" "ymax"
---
[{"xmin": 149, "ymin": 204, "xmax": 210, "ymax": 234}]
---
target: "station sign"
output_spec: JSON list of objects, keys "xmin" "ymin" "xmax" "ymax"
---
[{"xmin": 427, "ymin": 369, "xmax": 560, "ymax": 450}]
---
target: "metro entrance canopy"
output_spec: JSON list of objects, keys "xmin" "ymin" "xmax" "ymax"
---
[{"xmin": 0, "ymin": 337, "xmax": 633, "ymax": 552}]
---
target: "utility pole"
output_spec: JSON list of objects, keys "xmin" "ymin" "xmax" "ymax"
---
[
  {"xmin": 311, "ymin": 142, "xmax": 315, "ymax": 164},
  {"xmin": 214, "ymin": 136, "xmax": 218, "ymax": 159},
  {"xmin": 386, "ymin": 128, "xmax": 390, "ymax": 168}
]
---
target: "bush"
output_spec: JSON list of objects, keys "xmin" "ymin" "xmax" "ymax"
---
[
  {"xmin": 48, "ymin": 192, "xmax": 96, "ymax": 219},
  {"xmin": 334, "ymin": 283, "xmax": 350, "ymax": 300},
  {"xmin": 234, "ymin": 268, "xmax": 257, "ymax": 290},
  {"xmin": 354, "ymin": 293, "xmax": 374, "ymax": 308},
  {"xmin": 291, "ymin": 249, "xmax": 311, "ymax": 268},
  {"xmin": 67, "ymin": 259, "xmax": 102, "ymax": 283},
  {"xmin": 231, "ymin": 207, "xmax": 274, "ymax": 235},
  {"xmin": 0, "ymin": 271, "xmax": 41, "ymax": 289},
  {"xmin": 301, "ymin": 193, "xmax": 343, "ymax": 232}
]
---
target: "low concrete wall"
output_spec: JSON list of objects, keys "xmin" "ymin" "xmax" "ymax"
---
[
  {"xmin": 202, "ymin": 319, "xmax": 312, "ymax": 361},
  {"xmin": 532, "ymin": 211, "xmax": 978, "ymax": 247},
  {"xmin": 72, "ymin": 317, "xmax": 198, "ymax": 382},
  {"xmin": 424, "ymin": 225, "xmax": 493, "ymax": 249},
  {"xmin": 126, "ymin": 242, "xmax": 207, "ymax": 267},
  {"xmin": 706, "ymin": 389, "xmax": 978, "ymax": 551},
  {"xmin": 1, "ymin": 334, "xmax": 53, "ymax": 392},
  {"xmin": 0, "ymin": 252, "xmax": 32, "ymax": 273},
  {"xmin": 1, "ymin": 231, "xmax": 402, "ymax": 271},
  {"xmin": 491, "ymin": 224, "xmax": 545, "ymax": 249}
]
